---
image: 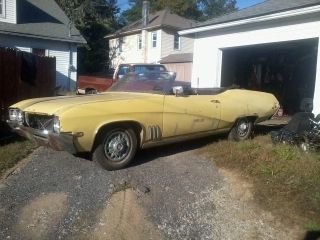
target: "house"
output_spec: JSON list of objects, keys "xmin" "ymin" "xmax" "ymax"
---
[
  {"xmin": 106, "ymin": 7, "xmax": 196, "ymax": 82},
  {"xmin": 0, "ymin": 0, "xmax": 86, "ymax": 91},
  {"xmin": 179, "ymin": 0, "xmax": 320, "ymax": 115}
]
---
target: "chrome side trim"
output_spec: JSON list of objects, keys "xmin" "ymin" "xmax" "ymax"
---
[
  {"xmin": 148, "ymin": 125, "xmax": 162, "ymax": 141},
  {"xmin": 141, "ymin": 128, "xmax": 230, "ymax": 149}
]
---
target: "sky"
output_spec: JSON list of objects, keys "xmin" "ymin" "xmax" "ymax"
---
[
  {"xmin": 117, "ymin": 0, "xmax": 266, "ymax": 12},
  {"xmin": 237, "ymin": 0, "xmax": 265, "ymax": 9}
]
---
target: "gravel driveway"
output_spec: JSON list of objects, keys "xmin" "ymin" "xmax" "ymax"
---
[{"xmin": 0, "ymin": 140, "xmax": 295, "ymax": 240}]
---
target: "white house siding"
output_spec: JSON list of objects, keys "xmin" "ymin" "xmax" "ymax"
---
[
  {"xmin": 71, "ymin": 45, "xmax": 77, "ymax": 87},
  {"xmin": 161, "ymin": 30, "xmax": 194, "ymax": 57},
  {"xmin": 147, "ymin": 30, "xmax": 162, "ymax": 63},
  {"xmin": 191, "ymin": 16, "xmax": 320, "ymax": 114},
  {"xmin": 109, "ymin": 29, "xmax": 162, "ymax": 68},
  {"xmin": 0, "ymin": 34, "xmax": 78, "ymax": 91},
  {"xmin": 160, "ymin": 30, "xmax": 173, "ymax": 58},
  {"xmin": 181, "ymin": 36, "xmax": 194, "ymax": 54},
  {"xmin": 109, "ymin": 34, "xmax": 144, "ymax": 69},
  {"xmin": 48, "ymin": 45, "xmax": 78, "ymax": 91},
  {"xmin": 0, "ymin": 0, "xmax": 17, "ymax": 24},
  {"xmin": 48, "ymin": 49, "xmax": 68, "ymax": 88}
]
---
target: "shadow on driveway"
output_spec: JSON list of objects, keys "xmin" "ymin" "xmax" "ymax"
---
[{"xmin": 76, "ymin": 124, "xmax": 283, "ymax": 169}]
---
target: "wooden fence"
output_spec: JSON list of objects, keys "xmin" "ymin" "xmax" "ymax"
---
[{"xmin": 0, "ymin": 48, "xmax": 56, "ymax": 120}]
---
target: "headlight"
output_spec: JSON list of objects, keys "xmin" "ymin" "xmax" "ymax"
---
[
  {"xmin": 17, "ymin": 111, "xmax": 24, "ymax": 125},
  {"xmin": 9, "ymin": 109, "xmax": 18, "ymax": 121},
  {"xmin": 53, "ymin": 116, "xmax": 60, "ymax": 133},
  {"xmin": 9, "ymin": 109, "xmax": 24, "ymax": 124}
]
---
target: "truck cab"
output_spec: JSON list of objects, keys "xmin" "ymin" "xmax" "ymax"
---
[
  {"xmin": 77, "ymin": 64, "xmax": 167, "ymax": 94},
  {"xmin": 114, "ymin": 63, "xmax": 167, "ymax": 81}
]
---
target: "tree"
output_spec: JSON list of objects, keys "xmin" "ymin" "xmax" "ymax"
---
[
  {"xmin": 122, "ymin": 0, "xmax": 201, "ymax": 23},
  {"xmin": 198, "ymin": 0, "xmax": 237, "ymax": 21},
  {"xmin": 121, "ymin": 0, "xmax": 237, "ymax": 23},
  {"xmin": 55, "ymin": 0, "xmax": 120, "ymax": 74}
]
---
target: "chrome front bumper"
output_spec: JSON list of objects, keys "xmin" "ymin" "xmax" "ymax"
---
[{"xmin": 7, "ymin": 122, "xmax": 77, "ymax": 154}]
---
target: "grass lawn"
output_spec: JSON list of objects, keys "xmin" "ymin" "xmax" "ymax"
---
[
  {"xmin": 0, "ymin": 138, "xmax": 36, "ymax": 178},
  {"xmin": 198, "ymin": 135, "xmax": 320, "ymax": 231}
]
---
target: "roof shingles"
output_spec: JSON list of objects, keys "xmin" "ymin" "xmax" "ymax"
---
[
  {"xmin": 0, "ymin": 0, "xmax": 85, "ymax": 43},
  {"xmin": 160, "ymin": 53, "xmax": 193, "ymax": 63},
  {"xmin": 196, "ymin": 0, "xmax": 320, "ymax": 28},
  {"xmin": 107, "ymin": 9, "xmax": 197, "ymax": 38}
]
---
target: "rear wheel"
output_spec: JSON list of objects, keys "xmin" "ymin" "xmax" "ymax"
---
[
  {"xmin": 228, "ymin": 118, "xmax": 253, "ymax": 141},
  {"xmin": 93, "ymin": 127, "xmax": 138, "ymax": 170}
]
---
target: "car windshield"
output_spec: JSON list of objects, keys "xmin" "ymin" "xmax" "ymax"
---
[{"xmin": 109, "ymin": 71, "xmax": 176, "ymax": 94}]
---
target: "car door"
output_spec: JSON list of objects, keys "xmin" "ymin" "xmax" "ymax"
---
[{"xmin": 162, "ymin": 94, "xmax": 221, "ymax": 138}]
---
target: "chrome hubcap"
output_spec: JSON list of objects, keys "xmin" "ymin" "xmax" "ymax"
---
[
  {"xmin": 104, "ymin": 131, "xmax": 130, "ymax": 162},
  {"xmin": 237, "ymin": 120, "xmax": 249, "ymax": 137}
]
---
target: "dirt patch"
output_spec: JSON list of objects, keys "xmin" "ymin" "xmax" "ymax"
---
[
  {"xmin": 219, "ymin": 168, "xmax": 254, "ymax": 202},
  {"xmin": 216, "ymin": 168, "xmax": 303, "ymax": 239},
  {"xmin": 89, "ymin": 188, "xmax": 161, "ymax": 240},
  {"xmin": 16, "ymin": 192, "xmax": 68, "ymax": 240},
  {"xmin": 198, "ymin": 135, "xmax": 320, "ymax": 231}
]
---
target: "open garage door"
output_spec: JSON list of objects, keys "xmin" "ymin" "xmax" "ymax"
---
[{"xmin": 221, "ymin": 38, "xmax": 318, "ymax": 115}]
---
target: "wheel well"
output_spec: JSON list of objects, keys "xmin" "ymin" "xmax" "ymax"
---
[
  {"xmin": 85, "ymin": 88, "xmax": 97, "ymax": 93},
  {"xmin": 92, "ymin": 121, "xmax": 143, "ymax": 152},
  {"xmin": 232, "ymin": 116, "xmax": 258, "ymax": 128},
  {"xmin": 246, "ymin": 116, "xmax": 258, "ymax": 124}
]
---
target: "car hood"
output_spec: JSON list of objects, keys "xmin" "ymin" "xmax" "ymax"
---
[{"xmin": 11, "ymin": 92, "xmax": 155, "ymax": 115}]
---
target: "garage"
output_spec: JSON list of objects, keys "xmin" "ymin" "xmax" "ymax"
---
[
  {"xmin": 221, "ymin": 38, "xmax": 318, "ymax": 115},
  {"xmin": 179, "ymin": 0, "xmax": 320, "ymax": 114},
  {"xmin": 160, "ymin": 53, "xmax": 193, "ymax": 82}
]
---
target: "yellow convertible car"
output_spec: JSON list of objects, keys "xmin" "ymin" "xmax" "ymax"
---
[{"xmin": 7, "ymin": 72, "xmax": 279, "ymax": 170}]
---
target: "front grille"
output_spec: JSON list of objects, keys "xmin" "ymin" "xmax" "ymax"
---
[{"xmin": 25, "ymin": 113, "xmax": 54, "ymax": 131}]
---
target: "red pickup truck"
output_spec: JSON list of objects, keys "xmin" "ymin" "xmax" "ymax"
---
[
  {"xmin": 77, "ymin": 75, "xmax": 113, "ymax": 94},
  {"xmin": 77, "ymin": 63, "xmax": 167, "ymax": 94}
]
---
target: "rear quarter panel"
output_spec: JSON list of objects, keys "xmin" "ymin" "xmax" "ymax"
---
[{"xmin": 215, "ymin": 89, "xmax": 279, "ymax": 128}]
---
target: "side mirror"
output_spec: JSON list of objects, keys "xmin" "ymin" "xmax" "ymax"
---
[
  {"xmin": 172, "ymin": 86, "xmax": 184, "ymax": 96},
  {"xmin": 168, "ymin": 71, "xmax": 176, "ymax": 80}
]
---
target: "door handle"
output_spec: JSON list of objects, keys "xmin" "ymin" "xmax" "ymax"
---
[{"xmin": 211, "ymin": 100, "xmax": 220, "ymax": 103}]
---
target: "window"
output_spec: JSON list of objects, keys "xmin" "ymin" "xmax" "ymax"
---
[
  {"xmin": 118, "ymin": 66, "xmax": 130, "ymax": 75},
  {"xmin": 119, "ymin": 37, "xmax": 124, "ymax": 52},
  {"xmin": 137, "ymin": 34, "xmax": 142, "ymax": 50},
  {"xmin": 151, "ymin": 32, "xmax": 157, "ymax": 48},
  {"xmin": 0, "ymin": 0, "xmax": 5, "ymax": 18},
  {"xmin": 133, "ymin": 65, "xmax": 166, "ymax": 74},
  {"xmin": 32, "ymin": 48, "xmax": 46, "ymax": 57},
  {"xmin": 174, "ymin": 33, "xmax": 180, "ymax": 50},
  {"xmin": 117, "ymin": 65, "xmax": 130, "ymax": 79}
]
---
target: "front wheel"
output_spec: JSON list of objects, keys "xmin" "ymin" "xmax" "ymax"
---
[
  {"xmin": 228, "ymin": 118, "xmax": 253, "ymax": 141},
  {"xmin": 93, "ymin": 127, "xmax": 138, "ymax": 170}
]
